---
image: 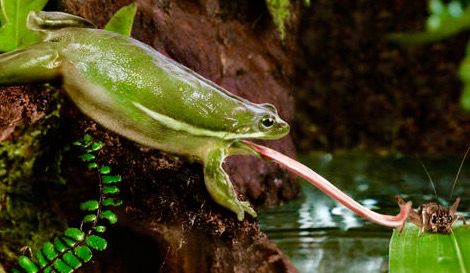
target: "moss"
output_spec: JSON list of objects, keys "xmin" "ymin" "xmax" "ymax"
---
[
  {"xmin": 265, "ymin": 0, "xmax": 309, "ymax": 39},
  {"xmin": 0, "ymin": 88, "xmax": 65, "ymax": 268},
  {"xmin": 266, "ymin": 0, "xmax": 291, "ymax": 40}
]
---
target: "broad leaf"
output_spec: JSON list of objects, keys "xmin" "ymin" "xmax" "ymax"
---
[
  {"xmin": 104, "ymin": 2, "xmax": 137, "ymax": 36},
  {"xmin": 0, "ymin": 0, "xmax": 48, "ymax": 51},
  {"xmin": 388, "ymin": 0, "xmax": 470, "ymax": 110},
  {"xmin": 388, "ymin": 0, "xmax": 470, "ymax": 45},
  {"xmin": 458, "ymin": 40, "xmax": 470, "ymax": 110},
  {"xmin": 389, "ymin": 224, "xmax": 470, "ymax": 273}
]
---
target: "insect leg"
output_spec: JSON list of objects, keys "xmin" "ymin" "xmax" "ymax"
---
[
  {"xmin": 454, "ymin": 214, "xmax": 467, "ymax": 225},
  {"xmin": 418, "ymin": 210, "xmax": 429, "ymax": 236}
]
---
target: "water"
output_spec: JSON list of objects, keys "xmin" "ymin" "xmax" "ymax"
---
[{"xmin": 259, "ymin": 151, "xmax": 470, "ymax": 273}]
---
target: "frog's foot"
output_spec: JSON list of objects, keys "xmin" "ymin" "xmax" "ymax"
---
[
  {"xmin": 240, "ymin": 201, "xmax": 257, "ymax": 218},
  {"xmin": 0, "ymin": 43, "xmax": 61, "ymax": 86},
  {"xmin": 203, "ymin": 147, "xmax": 257, "ymax": 221}
]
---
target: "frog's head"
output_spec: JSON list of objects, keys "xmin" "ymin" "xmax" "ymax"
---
[{"xmin": 231, "ymin": 103, "xmax": 290, "ymax": 140}]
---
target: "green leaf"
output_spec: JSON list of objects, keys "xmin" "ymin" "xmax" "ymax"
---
[
  {"xmin": 42, "ymin": 242, "xmax": 58, "ymax": 261},
  {"xmin": 79, "ymin": 153, "xmax": 95, "ymax": 162},
  {"xmin": 95, "ymin": 225, "xmax": 107, "ymax": 233},
  {"xmin": 80, "ymin": 200, "xmax": 99, "ymax": 211},
  {"xmin": 102, "ymin": 198, "xmax": 123, "ymax": 207},
  {"xmin": 104, "ymin": 2, "xmax": 137, "ymax": 36},
  {"xmin": 53, "ymin": 238, "xmax": 68, "ymax": 253},
  {"xmin": 389, "ymin": 224, "xmax": 470, "ymax": 273},
  {"xmin": 90, "ymin": 141, "xmax": 105, "ymax": 151},
  {"xmin": 64, "ymin": 228, "xmax": 85, "ymax": 241},
  {"xmin": 18, "ymin": 256, "xmax": 38, "ymax": 273},
  {"xmin": 102, "ymin": 175, "xmax": 122, "ymax": 184},
  {"xmin": 100, "ymin": 210, "xmax": 118, "ymax": 224},
  {"xmin": 35, "ymin": 250, "xmax": 48, "ymax": 267},
  {"xmin": 0, "ymin": 0, "xmax": 48, "ymax": 51},
  {"xmin": 82, "ymin": 214, "xmax": 97, "ymax": 223},
  {"xmin": 103, "ymin": 186, "xmax": 120, "ymax": 195},
  {"xmin": 458, "ymin": 42, "xmax": 470, "ymax": 110},
  {"xmin": 82, "ymin": 134, "xmax": 92, "ymax": 144},
  {"xmin": 388, "ymin": 1, "xmax": 470, "ymax": 45},
  {"xmin": 73, "ymin": 246, "xmax": 92, "ymax": 262},
  {"xmin": 72, "ymin": 141, "xmax": 83, "ymax": 146},
  {"xmin": 461, "ymin": 85, "xmax": 470, "ymax": 110},
  {"xmin": 52, "ymin": 259, "xmax": 73, "ymax": 273},
  {"xmin": 99, "ymin": 166, "xmax": 111, "ymax": 174},
  {"xmin": 61, "ymin": 237, "xmax": 77, "ymax": 248},
  {"xmin": 62, "ymin": 252, "xmax": 82, "ymax": 269},
  {"xmin": 85, "ymin": 235, "xmax": 108, "ymax": 251},
  {"xmin": 87, "ymin": 162, "xmax": 98, "ymax": 169}
]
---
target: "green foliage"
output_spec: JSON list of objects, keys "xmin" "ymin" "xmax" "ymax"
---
[
  {"xmin": 265, "ymin": 0, "xmax": 310, "ymax": 40},
  {"xmin": 104, "ymin": 2, "xmax": 137, "ymax": 36},
  {"xmin": 266, "ymin": 0, "xmax": 291, "ymax": 40},
  {"xmin": 388, "ymin": 0, "xmax": 470, "ymax": 45},
  {"xmin": 12, "ymin": 135, "xmax": 123, "ymax": 273},
  {"xmin": 0, "ymin": 0, "xmax": 48, "ymax": 52},
  {"xmin": 458, "ymin": 42, "xmax": 470, "ymax": 109},
  {"xmin": 388, "ymin": 0, "xmax": 470, "ymax": 110},
  {"xmin": 0, "ymin": 0, "xmax": 137, "ymax": 53},
  {"xmin": 389, "ymin": 224, "xmax": 470, "ymax": 273}
]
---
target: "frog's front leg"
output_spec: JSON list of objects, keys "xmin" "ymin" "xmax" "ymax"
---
[
  {"xmin": 0, "ymin": 43, "xmax": 61, "ymax": 86},
  {"xmin": 203, "ymin": 146, "xmax": 257, "ymax": 221}
]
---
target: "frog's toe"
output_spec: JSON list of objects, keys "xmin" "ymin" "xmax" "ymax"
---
[
  {"xmin": 204, "ymin": 148, "xmax": 257, "ymax": 221},
  {"xmin": 240, "ymin": 201, "xmax": 257, "ymax": 218}
]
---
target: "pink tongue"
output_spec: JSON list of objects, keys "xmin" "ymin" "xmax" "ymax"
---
[{"xmin": 242, "ymin": 140, "xmax": 411, "ymax": 228}]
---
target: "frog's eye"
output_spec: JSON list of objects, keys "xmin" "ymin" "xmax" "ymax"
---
[
  {"xmin": 260, "ymin": 117, "xmax": 275, "ymax": 130},
  {"xmin": 431, "ymin": 214, "xmax": 437, "ymax": 224}
]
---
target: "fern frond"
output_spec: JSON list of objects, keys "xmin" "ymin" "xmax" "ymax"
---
[{"xmin": 12, "ymin": 134, "xmax": 123, "ymax": 273}]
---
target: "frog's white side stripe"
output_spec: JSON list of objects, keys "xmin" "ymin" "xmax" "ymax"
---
[{"xmin": 132, "ymin": 102, "xmax": 266, "ymax": 140}]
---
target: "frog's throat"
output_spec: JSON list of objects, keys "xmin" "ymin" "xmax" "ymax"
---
[{"xmin": 132, "ymin": 102, "xmax": 266, "ymax": 140}]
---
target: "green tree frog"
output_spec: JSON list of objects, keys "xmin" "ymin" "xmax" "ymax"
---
[{"xmin": 0, "ymin": 11, "xmax": 290, "ymax": 221}]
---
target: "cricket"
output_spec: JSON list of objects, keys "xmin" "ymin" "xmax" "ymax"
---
[{"xmin": 397, "ymin": 147, "xmax": 469, "ymax": 235}]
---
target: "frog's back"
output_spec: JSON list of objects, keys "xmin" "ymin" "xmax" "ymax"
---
[{"xmin": 54, "ymin": 28, "xmax": 260, "ymax": 135}]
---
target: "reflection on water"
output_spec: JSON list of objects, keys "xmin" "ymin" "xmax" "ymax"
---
[{"xmin": 259, "ymin": 151, "xmax": 469, "ymax": 273}]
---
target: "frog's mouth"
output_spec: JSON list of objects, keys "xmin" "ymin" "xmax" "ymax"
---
[{"xmin": 232, "ymin": 122, "xmax": 290, "ymax": 140}]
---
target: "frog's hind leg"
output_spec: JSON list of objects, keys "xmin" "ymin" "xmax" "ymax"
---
[
  {"xmin": 203, "ymin": 147, "xmax": 257, "ymax": 221},
  {"xmin": 0, "ymin": 43, "xmax": 61, "ymax": 86}
]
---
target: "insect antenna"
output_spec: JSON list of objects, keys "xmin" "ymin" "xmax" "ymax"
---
[
  {"xmin": 449, "ymin": 146, "xmax": 470, "ymax": 201},
  {"xmin": 417, "ymin": 157, "xmax": 439, "ymax": 201}
]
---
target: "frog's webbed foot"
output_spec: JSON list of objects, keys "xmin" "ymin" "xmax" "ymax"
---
[
  {"xmin": 203, "ymin": 147, "xmax": 257, "ymax": 221},
  {"xmin": 28, "ymin": 11, "xmax": 96, "ymax": 32}
]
